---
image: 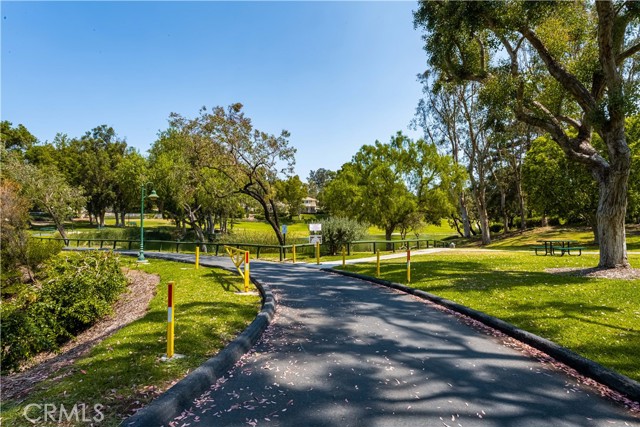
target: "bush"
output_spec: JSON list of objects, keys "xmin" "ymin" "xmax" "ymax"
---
[
  {"xmin": 25, "ymin": 238, "xmax": 63, "ymax": 272},
  {"xmin": 0, "ymin": 251, "xmax": 128, "ymax": 372},
  {"xmin": 320, "ymin": 217, "xmax": 368, "ymax": 255},
  {"xmin": 489, "ymin": 224, "xmax": 503, "ymax": 233}
]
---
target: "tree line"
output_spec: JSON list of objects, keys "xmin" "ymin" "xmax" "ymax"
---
[
  {"xmin": 412, "ymin": 0, "xmax": 640, "ymax": 268},
  {"xmin": 0, "ymin": 107, "xmax": 312, "ymax": 248},
  {"xmin": 3, "ymin": 1, "xmax": 639, "ymax": 270}
]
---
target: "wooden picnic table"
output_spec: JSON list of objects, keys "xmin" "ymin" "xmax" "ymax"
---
[{"xmin": 534, "ymin": 240, "xmax": 580, "ymax": 256}]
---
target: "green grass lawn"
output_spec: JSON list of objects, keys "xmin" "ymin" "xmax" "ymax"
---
[
  {"xmin": 338, "ymin": 250, "xmax": 640, "ymax": 383},
  {"xmin": 464, "ymin": 224, "xmax": 640, "ymax": 251},
  {"xmin": 1, "ymin": 258, "xmax": 260, "ymax": 427}
]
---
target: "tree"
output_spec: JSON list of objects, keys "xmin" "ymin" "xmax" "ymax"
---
[
  {"xmin": 523, "ymin": 136, "xmax": 599, "ymax": 236},
  {"xmin": 152, "ymin": 104, "xmax": 293, "ymax": 245},
  {"xmin": 415, "ymin": 1, "xmax": 640, "ymax": 268},
  {"xmin": 0, "ymin": 121, "xmax": 37, "ymax": 153},
  {"xmin": 275, "ymin": 175, "xmax": 307, "ymax": 219},
  {"xmin": 3, "ymin": 154, "xmax": 85, "ymax": 244},
  {"xmin": 166, "ymin": 104, "xmax": 295, "ymax": 246},
  {"xmin": 149, "ymin": 127, "xmax": 224, "ymax": 246},
  {"xmin": 307, "ymin": 168, "xmax": 336, "ymax": 201},
  {"xmin": 323, "ymin": 138, "xmax": 418, "ymax": 248},
  {"xmin": 388, "ymin": 131, "xmax": 462, "ymax": 228},
  {"xmin": 415, "ymin": 80, "xmax": 476, "ymax": 238},
  {"xmin": 1, "ymin": 179, "xmax": 31, "ymax": 286},
  {"xmin": 112, "ymin": 150, "xmax": 148, "ymax": 227}
]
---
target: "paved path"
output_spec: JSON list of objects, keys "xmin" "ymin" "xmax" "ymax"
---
[{"xmin": 150, "ymin": 254, "xmax": 639, "ymax": 426}]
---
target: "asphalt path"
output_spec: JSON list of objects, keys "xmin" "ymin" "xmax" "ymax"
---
[{"xmin": 150, "ymin": 255, "xmax": 640, "ymax": 427}]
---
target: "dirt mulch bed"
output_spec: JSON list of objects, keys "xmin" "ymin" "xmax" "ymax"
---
[
  {"xmin": 1, "ymin": 269, "xmax": 160, "ymax": 402},
  {"xmin": 546, "ymin": 266, "xmax": 640, "ymax": 280}
]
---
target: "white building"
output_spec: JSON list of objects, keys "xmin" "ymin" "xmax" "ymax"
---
[{"xmin": 302, "ymin": 197, "xmax": 318, "ymax": 214}]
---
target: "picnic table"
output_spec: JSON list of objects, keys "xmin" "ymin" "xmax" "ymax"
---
[{"xmin": 533, "ymin": 240, "xmax": 584, "ymax": 256}]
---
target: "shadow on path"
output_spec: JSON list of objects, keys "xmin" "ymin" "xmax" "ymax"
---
[{"xmin": 169, "ymin": 261, "xmax": 639, "ymax": 427}]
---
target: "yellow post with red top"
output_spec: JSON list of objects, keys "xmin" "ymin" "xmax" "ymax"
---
[{"xmin": 167, "ymin": 281, "xmax": 175, "ymax": 358}]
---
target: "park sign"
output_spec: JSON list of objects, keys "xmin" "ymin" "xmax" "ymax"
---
[
  {"xmin": 309, "ymin": 235, "xmax": 323, "ymax": 244},
  {"xmin": 309, "ymin": 223, "xmax": 322, "ymax": 232},
  {"xmin": 281, "ymin": 224, "xmax": 288, "ymax": 234}
]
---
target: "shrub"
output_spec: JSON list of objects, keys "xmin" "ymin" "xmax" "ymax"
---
[
  {"xmin": 0, "ymin": 251, "xmax": 127, "ymax": 372},
  {"xmin": 320, "ymin": 217, "xmax": 368, "ymax": 255},
  {"xmin": 25, "ymin": 238, "xmax": 63, "ymax": 272}
]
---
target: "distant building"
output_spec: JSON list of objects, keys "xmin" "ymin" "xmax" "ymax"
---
[{"xmin": 302, "ymin": 197, "xmax": 318, "ymax": 214}]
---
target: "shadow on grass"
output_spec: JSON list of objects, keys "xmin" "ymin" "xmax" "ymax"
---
[
  {"xmin": 203, "ymin": 268, "xmax": 244, "ymax": 292},
  {"xmin": 341, "ymin": 258, "xmax": 640, "ymax": 382}
]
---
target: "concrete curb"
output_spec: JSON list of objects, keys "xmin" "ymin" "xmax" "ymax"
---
[
  {"xmin": 327, "ymin": 268, "xmax": 640, "ymax": 404},
  {"xmin": 120, "ymin": 254, "xmax": 276, "ymax": 427}
]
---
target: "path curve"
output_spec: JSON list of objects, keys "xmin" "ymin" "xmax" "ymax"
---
[{"xmin": 149, "ymin": 254, "xmax": 639, "ymax": 427}]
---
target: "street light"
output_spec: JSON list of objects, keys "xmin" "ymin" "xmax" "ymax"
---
[{"xmin": 138, "ymin": 183, "xmax": 159, "ymax": 263}]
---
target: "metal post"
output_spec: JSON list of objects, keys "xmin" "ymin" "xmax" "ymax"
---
[
  {"xmin": 315, "ymin": 242, "xmax": 320, "ymax": 265},
  {"xmin": 407, "ymin": 247, "xmax": 411, "ymax": 283},
  {"xmin": 195, "ymin": 246, "xmax": 200, "ymax": 270},
  {"xmin": 167, "ymin": 281, "xmax": 175, "ymax": 358},
  {"xmin": 342, "ymin": 245, "xmax": 346, "ymax": 267},
  {"xmin": 244, "ymin": 251, "xmax": 250, "ymax": 292},
  {"xmin": 292, "ymin": 245, "xmax": 296, "ymax": 264},
  {"xmin": 138, "ymin": 184, "xmax": 146, "ymax": 262},
  {"xmin": 376, "ymin": 249, "xmax": 380, "ymax": 277}
]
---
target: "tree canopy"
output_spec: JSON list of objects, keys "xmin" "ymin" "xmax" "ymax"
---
[{"xmin": 415, "ymin": 0, "xmax": 640, "ymax": 268}]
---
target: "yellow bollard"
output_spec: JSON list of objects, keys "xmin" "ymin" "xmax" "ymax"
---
[
  {"xmin": 376, "ymin": 249, "xmax": 380, "ymax": 277},
  {"xmin": 292, "ymin": 245, "xmax": 296, "ymax": 264},
  {"xmin": 167, "ymin": 281, "xmax": 175, "ymax": 358},
  {"xmin": 244, "ymin": 251, "xmax": 250, "ymax": 292},
  {"xmin": 407, "ymin": 247, "xmax": 411, "ymax": 283},
  {"xmin": 342, "ymin": 246, "xmax": 346, "ymax": 267},
  {"xmin": 195, "ymin": 246, "xmax": 200, "ymax": 270},
  {"xmin": 315, "ymin": 242, "xmax": 320, "ymax": 265}
]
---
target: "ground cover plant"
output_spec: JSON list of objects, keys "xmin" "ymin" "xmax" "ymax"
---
[
  {"xmin": 338, "ymin": 250, "xmax": 640, "ymax": 383},
  {"xmin": 0, "ymin": 258, "xmax": 261, "ymax": 426},
  {"xmin": 1, "ymin": 251, "xmax": 127, "ymax": 372}
]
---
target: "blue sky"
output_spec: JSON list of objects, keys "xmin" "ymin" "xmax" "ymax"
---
[{"xmin": 1, "ymin": 1, "xmax": 427, "ymax": 179}]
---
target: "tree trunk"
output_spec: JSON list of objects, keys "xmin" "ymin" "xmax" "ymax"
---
[
  {"xmin": 469, "ymin": 176, "xmax": 491, "ymax": 245},
  {"xmin": 206, "ymin": 214, "xmax": 214, "ymax": 235},
  {"xmin": 187, "ymin": 214, "xmax": 207, "ymax": 252},
  {"xmin": 477, "ymin": 207, "xmax": 491, "ymax": 245},
  {"xmin": 515, "ymin": 179, "xmax": 527, "ymax": 231},
  {"xmin": 459, "ymin": 193, "xmax": 471, "ymax": 238},
  {"xmin": 99, "ymin": 211, "xmax": 106, "ymax": 227},
  {"xmin": 596, "ymin": 175, "xmax": 628, "ymax": 268},
  {"xmin": 451, "ymin": 216, "xmax": 464, "ymax": 237},
  {"xmin": 541, "ymin": 212, "xmax": 548, "ymax": 227},
  {"xmin": 385, "ymin": 227, "xmax": 394, "ymax": 251},
  {"xmin": 500, "ymin": 191, "xmax": 509, "ymax": 233}
]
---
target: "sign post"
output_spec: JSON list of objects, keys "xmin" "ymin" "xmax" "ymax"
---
[{"xmin": 309, "ymin": 224, "xmax": 322, "ymax": 264}]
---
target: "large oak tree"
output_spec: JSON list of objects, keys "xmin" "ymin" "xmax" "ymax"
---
[{"xmin": 415, "ymin": 0, "xmax": 640, "ymax": 268}]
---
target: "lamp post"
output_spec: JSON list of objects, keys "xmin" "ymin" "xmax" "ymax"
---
[{"xmin": 138, "ymin": 183, "xmax": 159, "ymax": 263}]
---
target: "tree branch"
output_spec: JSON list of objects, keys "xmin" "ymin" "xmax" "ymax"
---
[{"xmin": 520, "ymin": 27, "xmax": 597, "ymax": 114}]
